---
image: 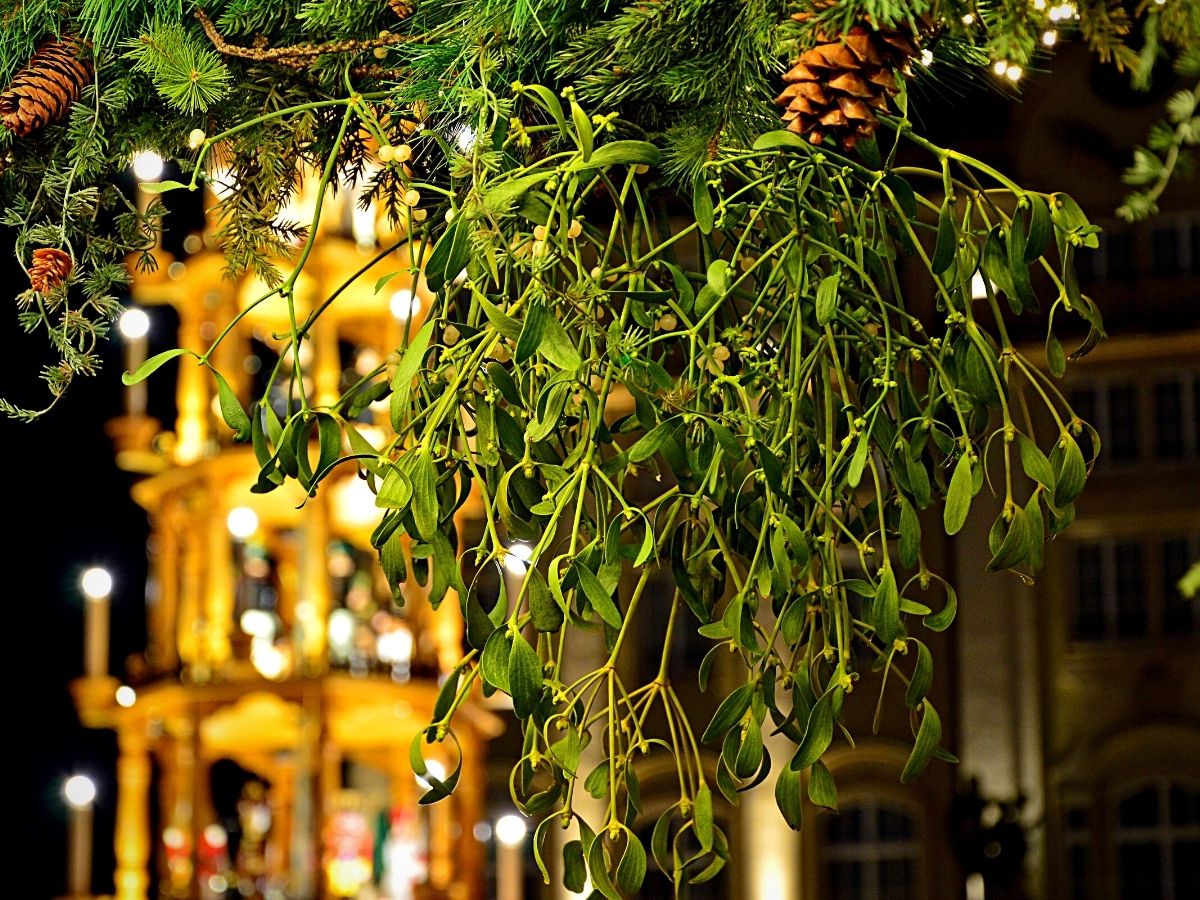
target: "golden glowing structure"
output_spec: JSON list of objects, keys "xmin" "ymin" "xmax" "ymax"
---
[{"xmin": 72, "ymin": 174, "xmax": 499, "ymax": 900}]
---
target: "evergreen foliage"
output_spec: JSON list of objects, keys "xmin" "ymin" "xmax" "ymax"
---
[{"xmin": 0, "ymin": 1, "xmax": 1197, "ymax": 894}]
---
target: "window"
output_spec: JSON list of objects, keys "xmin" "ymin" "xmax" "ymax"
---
[
  {"xmin": 1064, "ymin": 805, "xmax": 1091, "ymax": 900},
  {"xmin": 1072, "ymin": 540, "xmax": 1146, "ymax": 640},
  {"xmin": 823, "ymin": 802, "xmax": 921, "ymax": 900},
  {"xmin": 1114, "ymin": 782, "xmax": 1200, "ymax": 900},
  {"xmin": 1068, "ymin": 382, "xmax": 1139, "ymax": 465},
  {"xmin": 1152, "ymin": 227, "xmax": 1182, "ymax": 275},
  {"xmin": 1104, "ymin": 232, "xmax": 1135, "ymax": 282}
]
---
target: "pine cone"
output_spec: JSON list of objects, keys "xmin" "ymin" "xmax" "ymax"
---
[
  {"xmin": 28, "ymin": 248, "xmax": 73, "ymax": 292},
  {"xmin": 775, "ymin": 15, "xmax": 919, "ymax": 150},
  {"xmin": 0, "ymin": 37, "xmax": 92, "ymax": 138},
  {"xmin": 388, "ymin": 0, "xmax": 416, "ymax": 17}
]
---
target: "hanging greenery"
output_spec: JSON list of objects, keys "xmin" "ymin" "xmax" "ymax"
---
[{"xmin": 2, "ymin": 0, "xmax": 1196, "ymax": 895}]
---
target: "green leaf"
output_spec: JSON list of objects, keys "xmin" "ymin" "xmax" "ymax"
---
[
  {"xmin": 482, "ymin": 172, "xmax": 553, "ymax": 214},
  {"xmin": 411, "ymin": 451, "xmax": 439, "ymax": 541},
  {"xmin": 815, "ymin": 272, "xmax": 839, "ymax": 326},
  {"xmin": 931, "ymin": 200, "xmax": 957, "ymax": 273},
  {"xmin": 389, "ymin": 321, "xmax": 435, "ymax": 431},
  {"xmin": 693, "ymin": 169, "xmax": 714, "ymax": 235},
  {"xmin": 1025, "ymin": 195, "xmax": 1052, "ymax": 262},
  {"xmin": 376, "ymin": 466, "xmax": 413, "ymax": 509},
  {"xmin": 901, "ymin": 700, "xmax": 942, "ymax": 783},
  {"xmin": 694, "ymin": 785, "xmax": 714, "ymax": 852},
  {"xmin": 1054, "ymin": 435, "xmax": 1087, "ymax": 507},
  {"xmin": 574, "ymin": 562, "xmax": 622, "ymax": 628},
  {"xmin": 315, "ymin": 413, "xmax": 341, "ymax": 480},
  {"xmin": 516, "ymin": 300, "xmax": 548, "ymax": 364},
  {"xmin": 585, "ymin": 760, "xmax": 610, "ymax": 799},
  {"xmin": 986, "ymin": 507, "xmax": 1030, "ymax": 572},
  {"xmin": 628, "ymin": 417, "xmax": 677, "ymax": 463},
  {"xmin": 1018, "ymin": 433, "xmax": 1056, "ymax": 490},
  {"xmin": 752, "ymin": 130, "xmax": 808, "ymax": 151},
  {"xmin": 576, "ymin": 140, "xmax": 660, "ymax": 169},
  {"xmin": 701, "ymin": 683, "xmax": 755, "ymax": 744},
  {"xmin": 774, "ymin": 760, "xmax": 803, "ymax": 830},
  {"xmin": 539, "ymin": 316, "xmax": 582, "ymax": 371},
  {"xmin": 790, "ymin": 687, "xmax": 839, "ymax": 771},
  {"xmin": 568, "ymin": 94, "xmax": 594, "ymax": 160},
  {"xmin": 211, "ymin": 368, "xmax": 251, "ymax": 442},
  {"xmin": 139, "ymin": 179, "xmax": 191, "ymax": 194},
  {"xmin": 425, "ymin": 217, "xmax": 470, "ymax": 293},
  {"xmin": 508, "ymin": 632, "xmax": 543, "ymax": 718},
  {"xmin": 563, "ymin": 841, "xmax": 587, "ymax": 893},
  {"xmin": 905, "ymin": 640, "xmax": 933, "ymax": 709},
  {"xmin": 848, "ymin": 430, "xmax": 871, "ymax": 488},
  {"xmin": 943, "ymin": 454, "xmax": 973, "ymax": 535},
  {"xmin": 616, "ymin": 830, "xmax": 647, "ymax": 894},
  {"xmin": 527, "ymin": 566, "xmax": 563, "ymax": 633},
  {"xmin": 1026, "ymin": 492, "xmax": 1046, "ymax": 574},
  {"xmin": 122, "ymin": 347, "xmax": 193, "ymax": 385},
  {"xmin": 1046, "ymin": 331, "xmax": 1066, "ymax": 377},
  {"xmin": 586, "ymin": 834, "xmax": 619, "ymax": 900},
  {"xmin": 875, "ymin": 565, "xmax": 903, "ymax": 644},
  {"xmin": 807, "ymin": 760, "xmax": 838, "ymax": 811},
  {"xmin": 480, "ymin": 627, "xmax": 512, "ymax": 693},
  {"xmin": 899, "ymin": 498, "xmax": 921, "ymax": 569}
]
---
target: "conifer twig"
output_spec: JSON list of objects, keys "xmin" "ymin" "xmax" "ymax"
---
[{"xmin": 194, "ymin": 9, "xmax": 423, "ymax": 64}]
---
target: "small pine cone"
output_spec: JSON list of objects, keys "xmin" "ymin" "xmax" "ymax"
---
[
  {"xmin": 28, "ymin": 248, "xmax": 73, "ymax": 293},
  {"xmin": 388, "ymin": 0, "xmax": 416, "ymax": 17},
  {"xmin": 775, "ymin": 15, "xmax": 919, "ymax": 150},
  {"xmin": 0, "ymin": 37, "xmax": 92, "ymax": 137}
]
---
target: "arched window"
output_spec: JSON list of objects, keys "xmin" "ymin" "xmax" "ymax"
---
[
  {"xmin": 822, "ymin": 801, "xmax": 921, "ymax": 900},
  {"xmin": 1114, "ymin": 781, "xmax": 1200, "ymax": 900}
]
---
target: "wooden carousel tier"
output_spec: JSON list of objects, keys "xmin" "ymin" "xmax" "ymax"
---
[{"xmin": 72, "ymin": 670, "xmax": 503, "ymax": 749}]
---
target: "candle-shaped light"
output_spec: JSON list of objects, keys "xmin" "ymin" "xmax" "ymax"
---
[
  {"xmin": 494, "ymin": 814, "xmax": 527, "ymax": 900},
  {"xmin": 119, "ymin": 308, "xmax": 151, "ymax": 417},
  {"xmin": 64, "ymin": 774, "xmax": 96, "ymax": 898},
  {"xmin": 80, "ymin": 568, "xmax": 112, "ymax": 678}
]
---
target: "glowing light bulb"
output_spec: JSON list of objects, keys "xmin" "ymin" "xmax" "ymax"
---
[
  {"xmin": 390, "ymin": 288, "xmax": 421, "ymax": 320},
  {"xmin": 495, "ymin": 814, "xmax": 528, "ymax": 846},
  {"xmin": 1042, "ymin": 30, "xmax": 1058, "ymax": 47},
  {"xmin": 115, "ymin": 685, "xmax": 137, "ymax": 708},
  {"xmin": 1005, "ymin": 63, "xmax": 1024, "ymax": 82},
  {"xmin": 119, "ymin": 307, "xmax": 150, "ymax": 339},
  {"xmin": 132, "ymin": 150, "xmax": 164, "ymax": 181},
  {"xmin": 503, "ymin": 542, "xmax": 533, "ymax": 576},
  {"xmin": 64, "ymin": 775, "xmax": 96, "ymax": 809},
  {"xmin": 993, "ymin": 60, "xmax": 1009, "ymax": 76},
  {"xmin": 81, "ymin": 567, "xmax": 113, "ymax": 600},
  {"xmin": 226, "ymin": 506, "xmax": 259, "ymax": 540}
]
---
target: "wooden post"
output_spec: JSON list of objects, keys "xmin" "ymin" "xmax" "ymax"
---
[{"xmin": 114, "ymin": 725, "xmax": 152, "ymax": 900}]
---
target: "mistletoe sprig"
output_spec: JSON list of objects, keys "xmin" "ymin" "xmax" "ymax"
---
[{"xmin": 124, "ymin": 80, "xmax": 1100, "ymax": 894}]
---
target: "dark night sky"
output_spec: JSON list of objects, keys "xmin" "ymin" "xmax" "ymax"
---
[{"xmin": 0, "ymin": 244, "xmax": 150, "ymax": 897}]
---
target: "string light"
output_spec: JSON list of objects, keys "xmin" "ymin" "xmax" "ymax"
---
[
  {"xmin": 993, "ymin": 60, "xmax": 1009, "ymax": 76},
  {"xmin": 1005, "ymin": 63, "xmax": 1024, "ymax": 83},
  {"xmin": 118, "ymin": 307, "xmax": 150, "ymax": 339},
  {"xmin": 80, "ymin": 567, "xmax": 113, "ymax": 600},
  {"xmin": 115, "ymin": 685, "xmax": 137, "ymax": 708},
  {"xmin": 132, "ymin": 150, "xmax": 164, "ymax": 181},
  {"xmin": 495, "ymin": 814, "xmax": 528, "ymax": 847},
  {"xmin": 1042, "ymin": 30, "xmax": 1058, "ymax": 47},
  {"xmin": 64, "ymin": 775, "xmax": 97, "ymax": 809}
]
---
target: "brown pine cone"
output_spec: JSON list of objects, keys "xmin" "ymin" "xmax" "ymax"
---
[
  {"xmin": 775, "ymin": 14, "xmax": 920, "ymax": 150},
  {"xmin": 388, "ymin": 0, "xmax": 417, "ymax": 17},
  {"xmin": 28, "ymin": 248, "xmax": 73, "ymax": 292},
  {"xmin": 0, "ymin": 37, "xmax": 92, "ymax": 137}
]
